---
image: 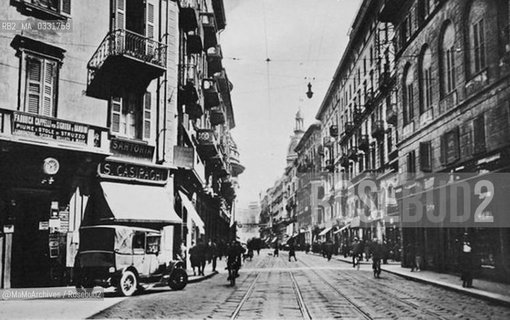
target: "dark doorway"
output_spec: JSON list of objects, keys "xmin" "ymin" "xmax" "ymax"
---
[{"xmin": 11, "ymin": 192, "xmax": 51, "ymax": 288}]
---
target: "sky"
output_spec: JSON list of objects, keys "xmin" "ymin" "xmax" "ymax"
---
[{"xmin": 220, "ymin": 0, "xmax": 362, "ymax": 214}]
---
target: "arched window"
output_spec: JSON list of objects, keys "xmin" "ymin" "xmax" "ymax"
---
[
  {"xmin": 441, "ymin": 22, "xmax": 456, "ymax": 95},
  {"xmin": 403, "ymin": 64, "xmax": 414, "ymax": 125},
  {"xmin": 420, "ymin": 46, "xmax": 433, "ymax": 113},
  {"xmin": 468, "ymin": 0, "xmax": 488, "ymax": 75}
]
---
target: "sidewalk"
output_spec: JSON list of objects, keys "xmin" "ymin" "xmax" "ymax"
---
[
  {"xmin": 186, "ymin": 259, "xmax": 219, "ymax": 283},
  {"xmin": 328, "ymin": 253, "xmax": 510, "ymax": 306}
]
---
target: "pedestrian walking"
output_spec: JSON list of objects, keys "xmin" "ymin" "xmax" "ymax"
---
[
  {"xmin": 210, "ymin": 239, "xmax": 218, "ymax": 272},
  {"xmin": 274, "ymin": 241, "xmax": 279, "ymax": 257},
  {"xmin": 351, "ymin": 238, "xmax": 362, "ymax": 269},
  {"xmin": 325, "ymin": 239, "xmax": 333, "ymax": 261},
  {"xmin": 195, "ymin": 239, "xmax": 207, "ymax": 276},
  {"xmin": 288, "ymin": 242, "xmax": 297, "ymax": 262},
  {"xmin": 371, "ymin": 238, "xmax": 383, "ymax": 278},
  {"xmin": 459, "ymin": 233, "xmax": 475, "ymax": 288},
  {"xmin": 189, "ymin": 241, "xmax": 200, "ymax": 276}
]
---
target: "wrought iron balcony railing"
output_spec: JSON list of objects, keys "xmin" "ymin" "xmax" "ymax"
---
[{"xmin": 88, "ymin": 29, "xmax": 167, "ymax": 75}]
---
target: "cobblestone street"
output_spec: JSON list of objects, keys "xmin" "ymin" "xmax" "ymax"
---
[{"xmin": 90, "ymin": 250, "xmax": 510, "ymax": 319}]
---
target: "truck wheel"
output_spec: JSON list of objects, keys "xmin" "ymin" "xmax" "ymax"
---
[
  {"xmin": 117, "ymin": 270, "xmax": 138, "ymax": 296},
  {"xmin": 168, "ymin": 268, "xmax": 188, "ymax": 290}
]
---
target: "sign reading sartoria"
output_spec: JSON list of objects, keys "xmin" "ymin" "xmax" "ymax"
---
[
  {"xmin": 98, "ymin": 160, "xmax": 168, "ymax": 183},
  {"xmin": 110, "ymin": 138, "xmax": 155, "ymax": 160}
]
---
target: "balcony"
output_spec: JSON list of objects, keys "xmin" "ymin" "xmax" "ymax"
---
[
  {"xmin": 364, "ymin": 89, "xmax": 374, "ymax": 109},
  {"xmin": 0, "ymin": 108, "xmax": 109, "ymax": 155},
  {"xmin": 206, "ymin": 45, "xmax": 223, "ymax": 77},
  {"xmin": 212, "ymin": 0, "xmax": 226, "ymax": 30},
  {"xmin": 214, "ymin": 69, "xmax": 233, "ymax": 93},
  {"xmin": 186, "ymin": 31, "xmax": 203, "ymax": 55},
  {"xmin": 324, "ymin": 159, "xmax": 334, "ymax": 172},
  {"xmin": 210, "ymin": 107, "xmax": 226, "ymax": 126},
  {"xmin": 200, "ymin": 12, "xmax": 217, "ymax": 50},
  {"xmin": 87, "ymin": 29, "xmax": 167, "ymax": 100},
  {"xmin": 229, "ymin": 149, "xmax": 245, "ymax": 177},
  {"xmin": 379, "ymin": 71, "xmax": 394, "ymax": 93},
  {"xmin": 340, "ymin": 155, "xmax": 350, "ymax": 168},
  {"xmin": 371, "ymin": 120, "xmax": 385, "ymax": 139},
  {"xmin": 358, "ymin": 134, "xmax": 369, "ymax": 152},
  {"xmin": 347, "ymin": 147, "xmax": 358, "ymax": 161},
  {"xmin": 179, "ymin": 7, "xmax": 198, "ymax": 32},
  {"xmin": 202, "ymin": 78, "xmax": 221, "ymax": 109},
  {"xmin": 179, "ymin": 80, "xmax": 203, "ymax": 120},
  {"xmin": 344, "ymin": 121, "xmax": 354, "ymax": 135},
  {"xmin": 386, "ymin": 103, "xmax": 397, "ymax": 126},
  {"xmin": 195, "ymin": 128, "xmax": 219, "ymax": 158},
  {"xmin": 353, "ymin": 108, "xmax": 363, "ymax": 123}
]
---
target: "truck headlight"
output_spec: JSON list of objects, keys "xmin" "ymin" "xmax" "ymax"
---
[{"xmin": 109, "ymin": 267, "xmax": 115, "ymax": 273}]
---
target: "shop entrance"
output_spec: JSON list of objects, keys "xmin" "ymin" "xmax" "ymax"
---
[{"xmin": 11, "ymin": 192, "xmax": 52, "ymax": 288}]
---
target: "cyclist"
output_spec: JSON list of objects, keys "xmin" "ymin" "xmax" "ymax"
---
[{"xmin": 226, "ymin": 240, "xmax": 245, "ymax": 285}]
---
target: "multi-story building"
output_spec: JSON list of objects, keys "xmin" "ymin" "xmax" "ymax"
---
[
  {"xmin": 294, "ymin": 121, "xmax": 322, "ymax": 246},
  {"xmin": 0, "ymin": 0, "xmax": 242, "ymax": 288},
  {"xmin": 174, "ymin": 0, "xmax": 242, "ymax": 260},
  {"xmin": 314, "ymin": 0, "xmax": 398, "ymax": 249},
  {"xmin": 0, "ymin": 0, "xmax": 181, "ymax": 288},
  {"xmin": 379, "ymin": 0, "xmax": 510, "ymax": 281}
]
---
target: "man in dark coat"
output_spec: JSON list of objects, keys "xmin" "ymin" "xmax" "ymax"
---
[
  {"xmin": 288, "ymin": 242, "xmax": 297, "ymax": 262},
  {"xmin": 352, "ymin": 238, "xmax": 362, "ymax": 268}
]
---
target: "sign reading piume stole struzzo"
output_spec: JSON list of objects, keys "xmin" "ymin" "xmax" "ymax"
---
[{"xmin": 12, "ymin": 112, "xmax": 88, "ymax": 144}]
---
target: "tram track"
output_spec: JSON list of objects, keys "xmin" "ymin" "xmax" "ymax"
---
[
  {"xmin": 230, "ymin": 253, "xmax": 314, "ymax": 320},
  {"xmin": 300, "ymin": 257, "xmax": 452, "ymax": 319},
  {"xmin": 297, "ymin": 258, "xmax": 374, "ymax": 320}
]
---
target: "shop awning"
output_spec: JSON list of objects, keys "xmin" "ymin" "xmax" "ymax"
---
[
  {"xmin": 178, "ymin": 191, "xmax": 205, "ymax": 234},
  {"xmin": 334, "ymin": 224, "xmax": 350, "ymax": 234},
  {"xmin": 100, "ymin": 182, "xmax": 182, "ymax": 225},
  {"xmin": 318, "ymin": 226, "xmax": 332, "ymax": 236}
]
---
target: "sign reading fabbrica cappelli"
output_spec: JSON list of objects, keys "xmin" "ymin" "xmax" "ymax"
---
[{"xmin": 12, "ymin": 112, "xmax": 88, "ymax": 144}]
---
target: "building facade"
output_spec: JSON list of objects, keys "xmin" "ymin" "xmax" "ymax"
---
[
  {"xmin": 380, "ymin": 0, "xmax": 510, "ymax": 281},
  {"xmin": 0, "ymin": 0, "xmax": 242, "ymax": 288}
]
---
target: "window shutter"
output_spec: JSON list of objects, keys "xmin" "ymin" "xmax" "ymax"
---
[
  {"xmin": 115, "ymin": 0, "xmax": 125, "ymax": 30},
  {"xmin": 42, "ymin": 60, "xmax": 57, "ymax": 117},
  {"xmin": 419, "ymin": 142, "xmax": 431, "ymax": 172},
  {"xmin": 60, "ymin": 0, "xmax": 71, "ymax": 16},
  {"xmin": 473, "ymin": 114, "xmax": 486, "ymax": 154},
  {"xmin": 145, "ymin": 1, "xmax": 155, "ymax": 57},
  {"xmin": 111, "ymin": 97, "xmax": 122, "ymax": 134},
  {"xmin": 26, "ymin": 58, "xmax": 42, "ymax": 114},
  {"xmin": 143, "ymin": 92, "xmax": 152, "ymax": 139},
  {"xmin": 439, "ymin": 134, "xmax": 446, "ymax": 165}
]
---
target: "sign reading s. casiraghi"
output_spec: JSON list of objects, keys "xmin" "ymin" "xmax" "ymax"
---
[{"xmin": 98, "ymin": 160, "xmax": 168, "ymax": 183}]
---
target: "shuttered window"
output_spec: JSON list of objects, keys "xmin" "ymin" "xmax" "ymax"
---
[
  {"xmin": 110, "ymin": 92, "xmax": 151, "ymax": 141},
  {"xmin": 473, "ymin": 114, "xmax": 486, "ymax": 154},
  {"xmin": 143, "ymin": 92, "xmax": 151, "ymax": 139},
  {"xmin": 407, "ymin": 150, "xmax": 416, "ymax": 175},
  {"xmin": 419, "ymin": 141, "xmax": 432, "ymax": 172},
  {"xmin": 116, "ymin": 0, "xmax": 125, "ymax": 30},
  {"xmin": 25, "ymin": 56, "xmax": 58, "ymax": 117},
  {"xmin": 111, "ymin": 97, "xmax": 122, "ymax": 134}
]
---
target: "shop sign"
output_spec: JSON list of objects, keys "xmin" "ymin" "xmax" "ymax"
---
[
  {"xmin": 173, "ymin": 146, "xmax": 194, "ymax": 169},
  {"xmin": 12, "ymin": 111, "xmax": 88, "ymax": 144},
  {"xmin": 98, "ymin": 160, "xmax": 168, "ymax": 184},
  {"xmin": 39, "ymin": 221, "xmax": 49, "ymax": 230},
  {"xmin": 110, "ymin": 138, "xmax": 154, "ymax": 160}
]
